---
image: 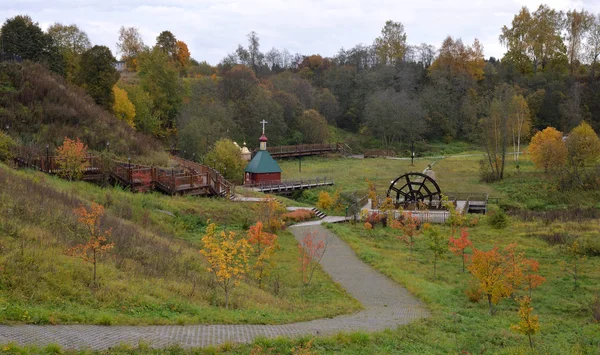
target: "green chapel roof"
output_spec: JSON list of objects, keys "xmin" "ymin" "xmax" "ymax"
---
[{"xmin": 244, "ymin": 150, "xmax": 282, "ymax": 173}]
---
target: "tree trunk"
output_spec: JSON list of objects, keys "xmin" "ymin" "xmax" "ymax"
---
[
  {"xmin": 433, "ymin": 254, "xmax": 437, "ymax": 279},
  {"xmin": 528, "ymin": 333, "xmax": 533, "ymax": 349},
  {"xmin": 93, "ymin": 249, "xmax": 97, "ymax": 286},
  {"xmin": 225, "ymin": 288, "xmax": 229, "ymax": 309},
  {"xmin": 461, "ymin": 251, "xmax": 465, "ymax": 273}
]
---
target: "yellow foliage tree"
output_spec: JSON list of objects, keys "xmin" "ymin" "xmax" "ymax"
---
[
  {"xmin": 112, "ymin": 85, "xmax": 136, "ymax": 128},
  {"xmin": 528, "ymin": 127, "xmax": 567, "ymax": 173},
  {"xmin": 567, "ymin": 121, "xmax": 600, "ymax": 169},
  {"xmin": 66, "ymin": 202, "xmax": 114, "ymax": 286},
  {"xmin": 200, "ymin": 223, "xmax": 250, "ymax": 308},
  {"xmin": 316, "ymin": 191, "xmax": 333, "ymax": 210},
  {"xmin": 468, "ymin": 247, "xmax": 512, "ymax": 315},
  {"xmin": 510, "ymin": 296, "xmax": 540, "ymax": 349}
]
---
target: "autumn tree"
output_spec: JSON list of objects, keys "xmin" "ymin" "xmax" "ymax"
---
[
  {"xmin": 392, "ymin": 212, "xmax": 421, "ymax": 260},
  {"xmin": 449, "ymin": 228, "xmax": 473, "ymax": 273},
  {"xmin": 77, "ymin": 45, "xmax": 119, "ymax": 110},
  {"xmin": 563, "ymin": 241, "xmax": 586, "ymax": 290},
  {"xmin": 500, "ymin": 5, "xmax": 566, "ymax": 74},
  {"xmin": 565, "ymin": 121, "xmax": 600, "ymax": 188},
  {"xmin": 424, "ymin": 226, "xmax": 446, "ymax": 279},
  {"xmin": 366, "ymin": 178, "xmax": 378, "ymax": 209},
  {"xmin": 522, "ymin": 259, "xmax": 546, "ymax": 298},
  {"xmin": 468, "ymin": 247, "xmax": 512, "ymax": 315},
  {"xmin": 137, "ymin": 47, "xmax": 183, "ymax": 132},
  {"xmin": 117, "ymin": 26, "xmax": 145, "ymax": 71},
  {"xmin": 480, "ymin": 84, "xmax": 521, "ymax": 180},
  {"xmin": 502, "ymin": 243, "xmax": 526, "ymax": 294},
  {"xmin": 510, "ymin": 95, "xmax": 531, "ymax": 163},
  {"xmin": 297, "ymin": 109, "xmax": 331, "ymax": 144},
  {"xmin": 374, "ymin": 20, "xmax": 408, "ymax": 65},
  {"xmin": 175, "ymin": 40, "xmax": 191, "ymax": 69},
  {"xmin": 253, "ymin": 196, "xmax": 286, "ymax": 232},
  {"xmin": 528, "ymin": 127, "xmax": 567, "ymax": 173},
  {"xmin": 47, "ymin": 23, "xmax": 91, "ymax": 82},
  {"xmin": 316, "ymin": 191, "xmax": 334, "ymax": 210},
  {"xmin": 67, "ymin": 202, "xmax": 114, "ymax": 286},
  {"xmin": 511, "ymin": 296, "xmax": 540, "ymax": 349},
  {"xmin": 430, "ymin": 36, "xmax": 485, "ymax": 81},
  {"xmin": 56, "ymin": 137, "xmax": 89, "ymax": 181},
  {"xmin": 112, "ymin": 85, "xmax": 136, "ymax": 127},
  {"xmin": 587, "ymin": 14, "xmax": 600, "ymax": 78},
  {"xmin": 123, "ymin": 85, "xmax": 161, "ymax": 135},
  {"xmin": 442, "ymin": 195, "xmax": 465, "ymax": 237},
  {"xmin": 299, "ymin": 231, "xmax": 327, "ymax": 287},
  {"xmin": 247, "ymin": 221, "xmax": 279, "ymax": 288},
  {"xmin": 204, "ymin": 138, "xmax": 245, "ymax": 182},
  {"xmin": 564, "ymin": 9, "xmax": 594, "ymax": 76},
  {"xmin": 200, "ymin": 222, "xmax": 250, "ymax": 308}
]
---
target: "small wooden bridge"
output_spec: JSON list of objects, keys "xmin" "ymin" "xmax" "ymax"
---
[
  {"xmin": 259, "ymin": 143, "xmax": 351, "ymax": 158},
  {"xmin": 14, "ymin": 155, "xmax": 234, "ymax": 198},
  {"xmin": 245, "ymin": 177, "xmax": 334, "ymax": 194}
]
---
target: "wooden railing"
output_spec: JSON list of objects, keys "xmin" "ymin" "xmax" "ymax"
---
[
  {"xmin": 14, "ymin": 153, "xmax": 234, "ymax": 197},
  {"xmin": 244, "ymin": 177, "xmax": 334, "ymax": 193}
]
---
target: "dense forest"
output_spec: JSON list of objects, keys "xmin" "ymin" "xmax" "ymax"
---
[{"xmin": 1, "ymin": 5, "xmax": 600, "ymax": 158}]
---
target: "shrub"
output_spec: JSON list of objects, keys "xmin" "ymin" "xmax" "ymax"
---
[
  {"xmin": 592, "ymin": 294, "xmax": 600, "ymax": 323},
  {"xmin": 282, "ymin": 209, "xmax": 315, "ymax": 222},
  {"xmin": 487, "ymin": 207, "xmax": 508, "ymax": 229},
  {"xmin": 0, "ymin": 131, "xmax": 16, "ymax": 162},
  {"xmin": 317, "ymin": 191, "xmax": 333, "ymax": 210},
  {"xmin": 465, "ymin": 280, "xmax": 482, "ymax": 303},
  {"xmin": 577, "ymin": 235, "xmax": 600, "ymax": 256}
]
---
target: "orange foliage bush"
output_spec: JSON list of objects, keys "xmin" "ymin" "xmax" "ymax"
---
[{"xmin": 282, "ymin": 209, "xmax": 315, "ymax": 222}]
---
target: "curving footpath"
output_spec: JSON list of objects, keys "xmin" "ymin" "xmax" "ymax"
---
[{"xmin": 0, "ymin": 222, "xmax": 428, "ymax": 350}]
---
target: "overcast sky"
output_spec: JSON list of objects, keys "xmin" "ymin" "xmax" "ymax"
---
[{"xmin": 2, "ymin": 0, "xmax": 600, "ymax": 64}]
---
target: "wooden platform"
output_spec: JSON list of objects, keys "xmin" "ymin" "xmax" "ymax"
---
[
  {"xmin": 258, "ymin": 143, "xmax": 350, "ymax": 158},
  {"xmin": 246, "ymin": 178, "xmax": 334, "ymax": 194},
  {"xmin": 14, "ymin": 155, "xmax": 234, "ymax": 198}
]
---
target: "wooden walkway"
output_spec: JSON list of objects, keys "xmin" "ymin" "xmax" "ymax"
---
[
  {"xmin": 260, "ymin": 143, "xmax": 350, "ymax": 158},
  {"xmin": 14, "ymin": 155, "xmax": 234, "ymax": 198},
  {"xmin": 245, "ymin": 178, "xmax": 334, "ymax": 194}
]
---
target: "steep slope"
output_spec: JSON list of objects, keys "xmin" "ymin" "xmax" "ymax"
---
[
  {"xmin": 0, "ymin": 62, "xmax": 162, "ymax": 159},
  {"xmin": 0, "ymin": 167, "xmax": 360, "ymax": 325}
]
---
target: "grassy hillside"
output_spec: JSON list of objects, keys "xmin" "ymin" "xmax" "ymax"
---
[
  {"xmin": 0, "ymin": 62, "xmax": 165, "ymax": 161},
  {"xmin": 0, "ymin": 166, "xmax": 360, "ymax": 325}
]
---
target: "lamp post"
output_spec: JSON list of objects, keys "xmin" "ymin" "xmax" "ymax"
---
[
  {"xmin": 46, "ymin": 144, "xmax": 49, "ymax": 173},
  {"xmin": 106, "ymin": 141, "xmax": 110, "ymax": 153},
  {"xmin": 411, "ymin": 140, "xmax": 415, "ymax": 166}
]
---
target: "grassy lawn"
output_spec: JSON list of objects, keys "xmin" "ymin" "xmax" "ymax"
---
[
  {"xmin": 278, "ymin": 154, "xmax": 600, "ymax": 211},
  {"xmin": 320, "ymin": 220, "xmax": 600, "ymax": 354},
  {"xmin": 0, "ymin": 167, "xmax": 361, "ymax": 325}
]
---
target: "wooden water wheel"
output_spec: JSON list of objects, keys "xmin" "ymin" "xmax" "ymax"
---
[{"xmin": 386, "ymin": 172, "xmax": 442, "ymax": 209}]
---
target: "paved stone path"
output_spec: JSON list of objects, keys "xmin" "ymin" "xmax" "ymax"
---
[{"xmin": 0, "ymin": 222, "xmax": 428, "ymax": 350}]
